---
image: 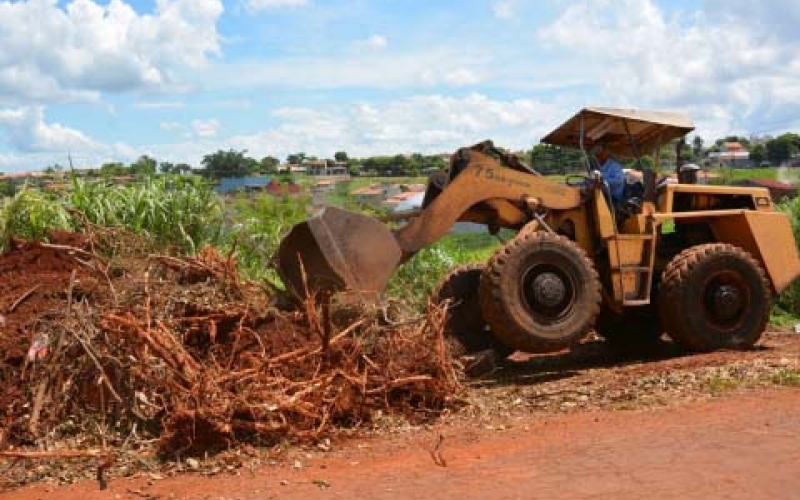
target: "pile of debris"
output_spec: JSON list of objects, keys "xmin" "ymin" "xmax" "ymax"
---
[{"xmin": 0, "ymin": 231, "xmax": 460, "ymax": 463}]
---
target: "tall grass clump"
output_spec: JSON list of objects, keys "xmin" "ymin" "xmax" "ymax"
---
[
  {"xmin": 0, "ymin": 185, "xmax": 71, "ymax": 252},
  {"xmin": 774, "ymin": 197, "xmax": 800, "ymax": 321},
  {"xmin": 69, "ymin": 175, "xmax": 224, "ymax": 253}
]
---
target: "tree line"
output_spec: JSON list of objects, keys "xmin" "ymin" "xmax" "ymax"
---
[
  {"xmin": 165, "ymin": 149, "xmax": 446, "ymax": 179},
  {"xmin": 5, "ymin": 132, "xmax": 799, "ymax": 182}
]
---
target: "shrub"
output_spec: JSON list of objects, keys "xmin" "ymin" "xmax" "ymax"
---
[
  {"xmin": 775, "ymin": 198, "xmax": 800, "ymax": 318},
  {"xmin": 0, "ymin": 185, "xmax": 71, "ymax": 251},
  {"xmin": 69, "ymin": 175, "xmax": 224, "ymax": 253}
]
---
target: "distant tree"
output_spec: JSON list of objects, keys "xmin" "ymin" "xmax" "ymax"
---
[
  {"xmin": 44, "ymin": 163, "xmax": 64, "ymax": 174},
  {"xmin": 131, "ymin": 155, "xmax": 157, "ymax": 176},
  {"xmin": 0, "ymin": 179, "xmax": 14, "ymax": 197},
  {"xmin": 420, "ymin": 155, "xmax": 447, "ymax": 172},
  {"xmin": 159, "ymin": 161, "xmax": 175, "ymax": 174},
  {"xmin": 361, "ymin": 156, "xmax": 392, "ymax": 175},
  {"xmin": 347, "ymin": 161, "xmax": 362, "ymax": 176},
  {"xmin": 405, "ymin": 153, "xmax": 447, "ymax": 176},
  {"xmin": 528, "ymin": 143, "xmax": 584, "ymax": 174},
  {"xmin": 623, "ymin": 155, "xmax": 655, "ymax": 171},
  {"xmin": 201, "ymin": 149, "xmax": 258, "ymax": 178},
  {"xmin": 393, "ymin": 154, "xmax": 411, "ymax": 175},
  {"xmin": 766, "ymin": 133, "xmax": 800, "ymax": 165},
  {"xmin": 175, "ymin": 163, "xmax": 192, "ymax": 174},
  {"xmin": 286, "ymin": 153, "xmax": 307, "ymax": 165},
  {"xmin": 692, "ymin": 136, "xmax": 705, "ymax": 159},
  {"xmin": 749, "ymin": 144, "xmax": 767, "ymax": 166},
  {"xmin": 99, "ymin": 162, "xmax": 128, "ymax": 177},
  {"xmin": 678, "ymin": 140, "xmax": 694, "ymax": 163},
  {"xmin": 334, "ymin": 151, "xmax": 349, "ymax": 163},
  {"xmin": 259, "ymin": 156, "xmax": 280, "ymax": 174}
]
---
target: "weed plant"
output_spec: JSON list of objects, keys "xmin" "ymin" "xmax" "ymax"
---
[
  {"xmin": 0, "ymin": 185, "xmax": 71, "ymax": 251},
  {"xmin": 773, "ymin": 197, "xmax": 800, "ymax": 321},
  {"xmin": 69, "ymin": 175, "xmax": 225, "ymax": 253},
  {"xmin": 221, "ymin": 192, "xmax": 311, "ymax": 282}
]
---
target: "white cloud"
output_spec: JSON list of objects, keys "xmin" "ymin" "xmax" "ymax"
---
[
  {"xmin": 0, "ymin": 0, "xmax": 223, "ymax": 103},
  {"xmin": 204, "ymin": 99, "xmax": 252, "ymax": 110},
  {"xmin": 0, "ymin": 106, "xmax": 141, "ymax": 172},
  {"xmin": 1, "ymin": 93, "xmax": 578, "ymax": 173},
  {"xmin": 192, "ymin": 118, "xmax": 222, "ymax": 138},
  {"xmin": 537, "ymin": 0, "xmax": 800, "ymax": 138},
  {"xmin": 136, "ymin": 101, "xmax": 187, "ymax": 110},
  {"xmin": 443, "ymin": 69, "xmax": 481, "ymax": 86},
  {"xmin": 419, "ymin": 67, "xmax": 482, "ymax": 87},
  {"xmin": 355, "ymin": 35, "xmax": 388, "ymax": 50},
  {"xmin": 0, "ymin": 106, "xmax": 100, "ymax": 153},
  {"xmin": 160, "ymin": 121, "xmax": 182, "ymax": 131},
  {"xmin": 215, "ymin": 48, "xmax": 490, "ymax": 90},
  {"xmin": 247, "ymin": 0, "xmax": 308, "ymax": 11},
  {"xmin": 222, "ymin": 93, "xmax": 573, "ymax": 161},
  {"xmin": 492, "ymin": 0, "xmax": 517, "ymax": 19}
]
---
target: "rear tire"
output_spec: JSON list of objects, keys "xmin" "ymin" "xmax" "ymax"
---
[
  {"xmin": 658, "ymin": 244, "xmax": 771, "ymax": 352},
  {"xmin": 433, "ymin": 265, "xmax": 513, "ymax": 361},
  {"xmin": 479, "ymin": 232, "xmax": 601, "ymax": 353}
]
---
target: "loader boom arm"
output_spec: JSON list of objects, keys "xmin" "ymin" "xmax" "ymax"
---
[
  {"xmin": 276, "ymin": 150, "xmax": 582, "ymax": 298},
  {"xmin": 396, "ymin": 151, "xmax": 582, "ymax": 255}
]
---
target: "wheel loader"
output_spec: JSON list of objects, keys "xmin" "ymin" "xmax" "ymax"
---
[{"xmin": 276, "ymin": 107, "xmax": 800, "ymax": 358}]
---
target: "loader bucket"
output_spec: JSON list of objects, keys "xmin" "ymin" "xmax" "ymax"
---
[{"xmin": 276, "ymin": 206, "xmax": 403, "ymax": 299}]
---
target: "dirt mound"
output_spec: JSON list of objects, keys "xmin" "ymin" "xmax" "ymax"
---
[
  {"xmin": 0, "ymin": 232, "xmax": 459, "ymax": 467},
  {"xmin": 0, "ymin": 233, "xmax": 98, "ymax": 363}
]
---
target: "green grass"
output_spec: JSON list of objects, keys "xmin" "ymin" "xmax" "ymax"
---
[
  {"xmin": 0, "ymin": 185, "xmax": 72, "ymax": 251},
  {"xmin": 771, "ymin": 369, "xmax": 800, "ymax": 387},
  {"xmin": 1, "ymin": 175, "xmax": 225, "ymax": 255},
  {"xmin": 69, "ymin": 175, "xmax": 225, "ymax": 253},
  {"xmin": 221, "ymin": 192, "xmax": 311, "ymax": 282},
  {"xmin": 707, "ymin": 375, "xmax": 741, "ymax": 396},
  {"xmin": 774, "ymin": 198, "xmax": 800, "ymax": 323},
  {"xmin": 708, "ymin": 166, "xmax": 781, "ymax": 184}
]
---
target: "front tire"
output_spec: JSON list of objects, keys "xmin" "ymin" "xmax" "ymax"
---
[
  {"xmin": 658, "ymin": 244, "xmax": 772, "ymax": 352},
  {"xmin": 479, "ymin": 232, "xmax": 601, "ymax": 353}
]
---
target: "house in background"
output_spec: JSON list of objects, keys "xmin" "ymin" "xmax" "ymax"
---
[
  {"xmin": 709, "ymin": 141, "xmax": 750, "ymax": 168},
  {"xmin": 306, "ymin": 160, "xmax": 349, "ymax": 177},
  {"xmin": 279, "ymin": 163, "xmax": 309, "ymax": 175},
  {"xmin": 383, "ymin": 185, "xmax": 427, "ymax": 211}
]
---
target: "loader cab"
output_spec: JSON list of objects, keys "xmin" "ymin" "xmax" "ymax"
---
[{"xmin": 541, "ymin": 107, "xmax": 696, "ymax": 305}]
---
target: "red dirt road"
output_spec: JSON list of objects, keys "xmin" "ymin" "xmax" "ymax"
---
[{"xmin": 7, "ymin": 387, "xmax": 800, "ymax": 500}]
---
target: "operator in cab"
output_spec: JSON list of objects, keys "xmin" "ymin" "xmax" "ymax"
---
[{"xmin": 590, "ymin": 144, "xmax": 625, "ymax": 204}]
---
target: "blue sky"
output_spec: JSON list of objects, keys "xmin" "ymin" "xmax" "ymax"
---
[{"xmin": 1, "ymin": 0, "xmax": 800, "ymax": 172}]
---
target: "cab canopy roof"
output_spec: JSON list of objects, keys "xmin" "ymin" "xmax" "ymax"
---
[{"xmin": 541, "ymin": 107, "xmax": 695, "ymax": 159}]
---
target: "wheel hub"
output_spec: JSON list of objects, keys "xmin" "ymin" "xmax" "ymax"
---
[
  {"xmin": 532, "ymin": 272, "xmax": 566, "ymax": 308},
  {"xmin": 710, "ymin": 284, "xmax": 743, "ymax": 321}
]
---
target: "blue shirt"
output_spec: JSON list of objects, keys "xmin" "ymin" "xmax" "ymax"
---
[{"xmin": 600, "ymin": 157, "xmax": 624, "ymax": 202}]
